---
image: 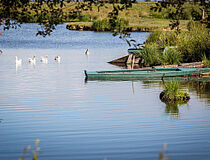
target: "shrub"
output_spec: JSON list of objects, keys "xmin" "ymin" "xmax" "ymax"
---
[
  {"xmin": 92, "ymin": 19, "xmax": 110, "ymax": 31},
  {"xmin": 177, "ymin": 22, "xmax": 210, "ymax": 62},
  {"xmin": 145, "ymin": 31, "xmax": 162, "ymax": 44},
  {"xmin": 78, "ymin": 14, "xmax": 91, "ymax": 22},
  {"xmin": 92, "ymin": 18, "xmax": 129, "ymax": 32},
  {"xmin": 146, "ymin": 31, "xmax": 178, "ymax": 49},
  {"xmin": 202, "ymin": 55, "xmax": 210, "ymax": 67},
  {"xmin": 160, "ymin": 81, "xmax": 190, "ymax": 102},
  {"xmin": 141, "ymin": 43, "xmax": 161, "ymax": 66},
  {"xmin": 145, "ymin": 22, "xmax": 209, "ymax": 63},
  {"xmin": 161, "ymin": 48, "xmax": 182, "ymax": 65},
  {"xmin": 113, "ymin": 18, "xmax": 129, "ymax": 33}
]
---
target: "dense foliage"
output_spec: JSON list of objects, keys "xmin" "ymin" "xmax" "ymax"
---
[
  {"xmin": 0, "ymin": 0, "xmax": 135, "ymax": 36},
  {"xmin": 141, "ymin": 21, "xmax": 210, "ymax": 66}
]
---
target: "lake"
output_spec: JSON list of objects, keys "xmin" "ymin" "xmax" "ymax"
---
[{"xmin": 0, "ymin": 23, "xmax": 210, "ymax": 160}]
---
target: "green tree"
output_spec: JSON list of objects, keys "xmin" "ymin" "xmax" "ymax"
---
[{"xmin": 0, "ymin": 0, "xmax": 135, "ymax": 37}]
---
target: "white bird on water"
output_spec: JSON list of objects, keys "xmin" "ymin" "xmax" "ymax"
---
[
  {"xmin": 85, "ymin": 49, "xmax": 90, "ymax": 55},
  {"xmin": 29, "ymin": 55, "xmax": 36, "ymax": 64},
  {"xmin": 15, "ymin": 56, "xmax": 22, "ymax": 65},
  {"xmin": 40, "ymin": 55, "xmax": 48, "ymax": 64},
  {"xmin": 54, "ymin": 55, "xmax": 61, "ymax": 63}
]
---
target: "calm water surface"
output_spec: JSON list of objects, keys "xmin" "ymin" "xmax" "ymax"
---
[{"xmin": 0, "ymin": 24, "xmax": 210, "ymax": 160}]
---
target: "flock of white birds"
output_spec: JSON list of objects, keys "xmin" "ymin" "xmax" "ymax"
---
[
  {"xmin": 15, "ymin": 55, "xmax": 60, "ymax": 65},
  {"xmin": 14, "ymin": 49, "xmax": 90, "ymax": 65}
]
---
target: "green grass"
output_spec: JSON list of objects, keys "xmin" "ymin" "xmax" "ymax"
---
[
  {"xmin": 66, "ymin": 1, "xmax": 192, "ymax": 31},
  {"xmin": 160, "ymin": 81, "xmax": 190, "ymax": 102},
  {"xmin": 143, "ymin": 21, "xmax": 210, "ymax": 65}
]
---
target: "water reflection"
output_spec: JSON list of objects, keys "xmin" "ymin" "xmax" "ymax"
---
[
  {"xmin": 142, "ymin": 80, "xmax": 210, "ymax": 105},
  {"xmin": 29, "ymin": 62, "xmax": 36, "ymax": 69},
  {"xmin": 15, "ymin": 63, "xmax": 21, "ymax": 72},
  {"xmin": 188, "ymin": 81, "xmax": 210, "ymax": 104},
  {"xmin": 163, "ymin": 100, "xmax": 189, "ymax": 115}
]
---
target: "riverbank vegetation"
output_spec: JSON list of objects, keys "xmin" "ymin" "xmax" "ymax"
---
[
  {"xmin": 140, "ymin": 21, "xmax": 210, "ymax": 66},
  {"xmin": 0, "ymin": 1, "xmax": 202, "ymax": 32},
  {"xmin": 66, "ymin": 1, "xmax": 200, "ymax": 31},
  {"xmin": 0, "ymin": 1, "xmax": 209, "ymax": 65}
]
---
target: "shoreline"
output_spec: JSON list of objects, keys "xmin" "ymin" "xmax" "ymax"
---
[{"xmin": 66, "ymin": 23, "xmax": 159, "ymax": 32}]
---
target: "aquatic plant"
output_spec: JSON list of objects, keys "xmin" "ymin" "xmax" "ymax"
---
[
  {"xmin": 19, "ymin": 139, "xmax": 40, "ymax": 160},
  {"xmin": 160, "ymin": 81, "xmax": 190, "ymax": 102},
  {"xmin": 141, "ymin": 43, "xmax": 161, "ymax": 67}
]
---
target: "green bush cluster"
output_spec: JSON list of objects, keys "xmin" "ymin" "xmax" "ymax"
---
[
  {"xmin": 202, "ymin": 55, "xmax": 210, "ymax": 67},
  {"xmin": 92, "ymin": 18, "xmax": 128, "ymax": 32},
  {"xmin": 92, "ymin": 19, "xmax": 110, "ymax": 31},
  {"xmin": 141, "ymin": 43, "xmax": 160, "ymax": 66},
  {"xmin": 160, "ymin": 81, "xmax": 190, "ymax": 102},
  {"xmin": 161, "ymin": 48, "xmax": 182, "ymax": 65},
  {"xmin": 177, "ymin": 22, "xmax": 210, "ymax": 62},
  {"xmin": 78, "ymin": 14, "xmax": 91, "ymax": 22},
  {"xmin": 141, "ymin": 21, "xmax": 210, "ymax": 66},
  {"xmin": 150, "ymin": 4, "xmax": 203, "ymax": 20}
]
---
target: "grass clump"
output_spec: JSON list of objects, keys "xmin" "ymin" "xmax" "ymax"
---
[
  {"xmin": 161, "ymin": 48, "xmax": 182, "ymax": 65},
  {"xmin": 92, "ymin": 18, "xmax": 129, "ymax": 32},
  {"xmin": 177, "ymin": 22, "xmax": 210, "ymax": 62},
  {"xmin": 202, "ymin": 55, "xmax": 210, "ymax": 67},
  {"xmin": 92, "ymin": 19, "xmax": 110, "ymax": 31},
  {"xmin": 141, "ymin": 43, "xmax": 161, "ymax": 67},
  {"xmin": 160, "ymin": 81, "xmax": 190, "ymax": 102}
]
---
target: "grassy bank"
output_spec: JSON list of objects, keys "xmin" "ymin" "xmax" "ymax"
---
[
  {"xmin": 138, "ymin": 21, "xmax": 210, "ymax": 66},
  {"xmin": 12, "ymin": 1, "xmax": 203, "ymax": 32},
  {"xmin": 65, "ymin": 1, "xmax": 193, "ymax": 31}
]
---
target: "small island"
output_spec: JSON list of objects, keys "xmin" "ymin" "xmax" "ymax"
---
[{"xmin": 160, "ymin": 81, "xmax": 190, "ymax": 103}]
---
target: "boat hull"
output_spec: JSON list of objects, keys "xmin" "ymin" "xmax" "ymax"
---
[{"xmin": 85, "ymin": 68, "xmax": 210, "ymax": 81}]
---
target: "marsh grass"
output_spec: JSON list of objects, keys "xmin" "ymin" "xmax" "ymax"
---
[
  {"xmin": 161, "ymin": 48, "xmax": 182, "ymax": 65},
  {"xmin": 202, "ymin": 55, "xmax": 210, "ymax": 67},
  {"xmin": 142, "ymin": 21, "xmax": 210, "ymax": 66},
  {"xmin": 160, "ymin": 81, "xmax": 190, "ymax": 102},
  {"xmin": 177, "ymin": 22, "xmax": 210, "ymax": 62},
  {"xmin": 141, "ymin": 43, "xmax": 161, "ymax": 67}
]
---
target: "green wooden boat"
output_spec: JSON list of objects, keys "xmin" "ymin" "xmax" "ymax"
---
[
  {"xmin": 84, "ymin": 68, "xmax": 210, "ymax": 80},
  {"xmin": 128, "ymin": 48, "xmax": 143, "ymax": 54}
]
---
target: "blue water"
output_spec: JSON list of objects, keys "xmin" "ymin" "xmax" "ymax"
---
[{"xmin": 0, "ymin": 23, "xmax": 210, "ymax": 160}]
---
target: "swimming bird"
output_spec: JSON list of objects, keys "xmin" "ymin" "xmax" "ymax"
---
[
  {"xmin": 29, "ymin": 55, "xmax": 36, "ymax": 64},
  {"xmin": 15, "ymin": 56, "xmax": 22, "ymax": 65},
  {"xmin": 85, "ymin": 49, "xmax": 90, "ymax": 55},
  {"xmin": 54, "ymin": 55, "xmax": 61, "ymax": 63},
  {"xmin": 40, "ymin": 56, "xmax": 48, "ymax": 63}
]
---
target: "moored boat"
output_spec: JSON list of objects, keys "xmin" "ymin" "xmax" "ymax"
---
[
  {"xmin": 84, "ymin": 68, "xmax": 210, "ymax": 80},
  {"xmin": 128, "ymin": 48, "xmax": 143, "ymax": 54}
]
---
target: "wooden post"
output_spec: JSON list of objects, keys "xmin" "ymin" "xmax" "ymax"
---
[
  {"xmin": 132, "ymin": 55, "xmax": 135, "ymax": 69},
  {"xmin": 126, "ymin": 54, "xmax": 133, "ymax": 64}
]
